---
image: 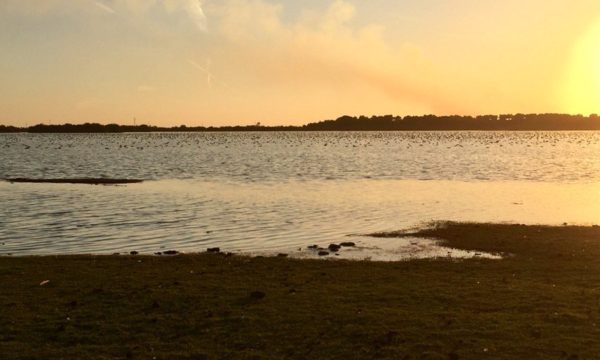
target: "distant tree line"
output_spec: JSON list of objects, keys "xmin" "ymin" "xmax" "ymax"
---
[
  {"xmin": 2, "ymin": 114, "xmax": 600, "ymax": 133},
  {"xmin": 0, "ymin": 125, "xmax": 20, "ymax": 132},
  {"xmin": 302, "ymin": 114, "xmax": 600, "ymax": 131}
]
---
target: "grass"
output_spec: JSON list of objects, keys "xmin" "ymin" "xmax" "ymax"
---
[{"xmin": 2, "ymin": 222, "xmax": 600, "ymax": 359}]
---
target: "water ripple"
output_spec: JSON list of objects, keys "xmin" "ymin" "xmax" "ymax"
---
[
  {"xmin": 2, "ymin": 179, "xmax": 600, "ymax": 255},
  {"xmin": 3, "ymin": 132, "xmax": 600, "ymax": 255}
]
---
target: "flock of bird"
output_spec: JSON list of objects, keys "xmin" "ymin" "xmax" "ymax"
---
[
  {"xmin": 2, "ymin": 131, "xmax": 600, "ymax": 150},
  {"xmin": 1, "ymin": 131, "xmax": 599, "ymax": 183}
]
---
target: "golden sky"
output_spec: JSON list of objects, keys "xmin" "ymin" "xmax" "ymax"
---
[{"xmin": 1, "ymin": 0, "xmax": 600, "ymax": 126}]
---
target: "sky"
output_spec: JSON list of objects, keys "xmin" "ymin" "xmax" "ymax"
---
[{"xmin": 1, "ymin": 0, "xmax": 600, "ymax": 127}]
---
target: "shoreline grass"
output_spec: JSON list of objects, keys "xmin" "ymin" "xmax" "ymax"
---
[{"xmin": 2, "ymin": 222, "xmax": 600, "ymax": 359}]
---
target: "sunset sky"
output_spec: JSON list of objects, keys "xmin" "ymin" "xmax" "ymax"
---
[{"xmin": 1, "ymin": 0, "xmax": 600, "ymax": 126}]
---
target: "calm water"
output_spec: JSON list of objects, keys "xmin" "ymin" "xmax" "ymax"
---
[{"xmin": 2, "ymin": 131, "xmax": 600, "ymax": 257}]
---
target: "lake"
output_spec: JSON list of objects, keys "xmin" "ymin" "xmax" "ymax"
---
[{"xmin": 2, "ymin": 131, "xmax": 600, "ymax": 257}]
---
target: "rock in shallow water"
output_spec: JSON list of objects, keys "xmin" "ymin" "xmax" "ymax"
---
[{"xmin": 328, "ymin": 244, "xmax": 341, "ymax": 252}]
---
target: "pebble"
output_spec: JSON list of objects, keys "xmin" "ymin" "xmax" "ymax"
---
[{"xmin": 250, "ymin": 291, "xmax": 265, "ymax": 299}]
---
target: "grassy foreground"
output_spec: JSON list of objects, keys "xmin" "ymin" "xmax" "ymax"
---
[{"xmin": 2, "ymin": 223, "xmax": 600, "ymax": 359}]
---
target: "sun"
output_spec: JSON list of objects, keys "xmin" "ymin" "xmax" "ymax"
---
[{"xmin": 564, "ymin": 20, "xmax": 600, "ymax": 115}]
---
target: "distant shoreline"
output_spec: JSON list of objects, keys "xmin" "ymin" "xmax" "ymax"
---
[
  {"xmin": 2, "ymin": 178, "xmax": 144, "ymax": 185},
  {"xmin": 2, "ymin": 113, "xmax": 600, "ymax": 132}
]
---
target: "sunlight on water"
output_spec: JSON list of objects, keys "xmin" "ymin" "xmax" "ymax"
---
[
  {"xmin": 3, "ymin": 131, "xmax": 600, "ymax": 257},
  {"xmin": 2, "ymin": 178, "xmax": 600, "ymax": 256}
]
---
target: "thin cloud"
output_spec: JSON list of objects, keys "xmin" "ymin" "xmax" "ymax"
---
[
  {"xmin": 210, "ymin": 0, "xmax": 463, "ymax": 114},
  {"xmin": 185, "ymin": 0, "xmax": 208, "ymax": 32}
]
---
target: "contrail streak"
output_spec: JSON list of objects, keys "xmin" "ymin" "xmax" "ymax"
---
[
  {"xmin": 94, "ymin": 1, "xmax": 115, "ymax": 14},
  {"xmin": 188, "ymin": 59, "xmax": 214, "ymax": 86}
]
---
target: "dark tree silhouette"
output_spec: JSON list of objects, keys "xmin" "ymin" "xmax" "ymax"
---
[
  {"xmin": 0, "ymin": 125, "xmax": 19, "ymax": 132},
  {"xmin": 2, "ymin": 113, "xmax": 600, "ymax": 132}
]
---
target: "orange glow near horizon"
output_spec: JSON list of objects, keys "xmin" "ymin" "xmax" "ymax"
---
[{"xmin": 2, "ymin": 1, "xmax": 600, "ymax": 126}]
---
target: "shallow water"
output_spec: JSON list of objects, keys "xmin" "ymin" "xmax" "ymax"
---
[{"xmin": 1, "ymin": 132, "xmax": 600, "ymax": 257}]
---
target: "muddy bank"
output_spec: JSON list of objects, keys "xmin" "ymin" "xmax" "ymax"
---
[
  {"xmin": 2, "ymin": 222, "xmax": 600, "ymax": 359},
  {"xmin": 3, "ymin": 178, "xmax": 143, "ymax": 185}
]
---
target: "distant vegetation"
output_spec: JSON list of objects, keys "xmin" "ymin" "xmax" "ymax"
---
[
  {"xmin": 3, "ymin": 113, "xmax": 600, "ymax": 132},
  {"xmin": 0, "ymin": 125, "xmax": 20, "ymax": 133}
]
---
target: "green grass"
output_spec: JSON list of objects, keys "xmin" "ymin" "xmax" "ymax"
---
[{"xmin": 2, "ymin": 222, "xmax": 600, "ymax": 359}]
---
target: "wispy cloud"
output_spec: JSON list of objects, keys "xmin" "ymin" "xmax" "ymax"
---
[
  {"xmin": 209, "ymin": 0, "xmax": 462, "ymax": 114},
  {"xmin": 185, "ymin": 0, "xmax": 207, "ymax": 32},
  {"xmin": 164, "ymin": 0, "xmax": 207, "ymax": 32}
]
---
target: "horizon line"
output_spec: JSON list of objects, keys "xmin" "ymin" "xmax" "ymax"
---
[{"xmin": 2, "ymin": 112, "xmax": 600, "ymax": 129}]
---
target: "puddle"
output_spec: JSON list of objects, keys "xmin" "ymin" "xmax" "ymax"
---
[{"xmin": 252, "ymin": 236, "xmax": 502, "ymax": 262}]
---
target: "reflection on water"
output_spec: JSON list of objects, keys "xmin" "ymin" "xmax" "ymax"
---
[
  {"xmin": 3, "ymin": 131, "xmax": 600, "ymax": 258},
  {"xmin": 2, "ymin": 179, "xmax": 600, "ymax": 256}
]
